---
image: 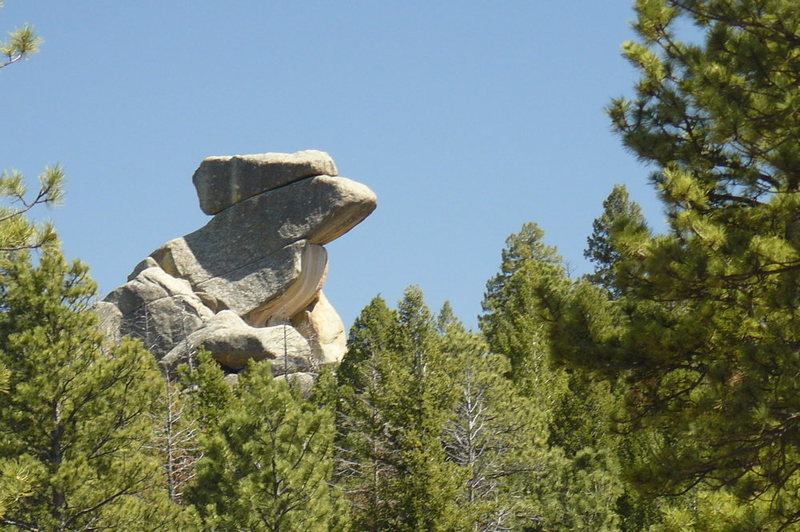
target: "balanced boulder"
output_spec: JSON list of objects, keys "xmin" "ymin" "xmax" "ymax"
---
[
  {"xmin": 193, "ymin": 150, "xmax": 338, "ymax": 215},
  {"xmin": 97, "ymin": 150, "xmax": 376, "ymax": 378}
]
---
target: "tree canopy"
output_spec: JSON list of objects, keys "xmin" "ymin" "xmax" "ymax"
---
[{"xmin": 545, "ymin": 0, "xmax": 800, "ymax": 528}]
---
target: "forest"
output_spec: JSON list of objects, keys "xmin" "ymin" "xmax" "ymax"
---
[{"xmin": 2, "ymin": 0, "xmax": 800, "ymax": 530}]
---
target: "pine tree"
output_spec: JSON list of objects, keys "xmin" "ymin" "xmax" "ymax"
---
[
  {"xmin": 382, "ymin": 286, "xmax": 461, "ymax": 531},
  {"xmin": 0, "ymin": 5, "xmax": 62, "ymax": 253},
  {"xmin": 336, "ymin": 295, "xmax": 397, "ymax": 394},
  {"xmin": 438, "ymin": 308, "xmax": 558, "ymax": 531},
  {"xmin": 179, "ymin": 348, "xmax": 234, "ymax": 429},
  {"xmin": 187, "ymin": 359, "xmax": 342, "ymax": 532},
  {"xmin": 0, "ymin": 22, "xmax": 65, "ymax": 516},
  {"xmin": 481, "ymin": 224, "xmax": 628, "ymax": 531},
  {"xmin": 584, "ymin": 185, "xmax": 648, "ymax": 297},
  {"xmin": 0, "ymin": 246, "xmax": 185, "ymax": 530},
  {"xmin": 548, "ymin": 1, "xmax": 800, "ymax": 528},
  {"xmin": 480, "ymin": 222, "xmax": 561, "ymax": 346},
  {"xmin": 334, "ymin": 289, "xmax": 463, "ymax": 531},
  {"xmin": 334, "ymin": 296, "xmax": 400, "ymax": 530}
]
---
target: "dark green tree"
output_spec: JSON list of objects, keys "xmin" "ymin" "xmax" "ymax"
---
[
  {"xmin": 0, "ymin": 246, "xmax": 185, "ymax": 530},
  {"xmin": 336, "ymin": 295, "xmax": 397, "ymax": 395},
  {"xmin": 481, "ymin": 224, "xmax": 630, "ymax": 531},
  {"xmin": 334, "ymin": 289, "xmax": 463, "ymax": 531},
  {"xmin": 334, "ymin": 296, "xmax": 400, "ymax": 530},
  {"xmin": 382, "ymin": 286, "xmax": 461, "ymax": 531},
  {"xmin": 438, "ymin": 307, "xmax": 561, "ymax": 531},
  {"xmin": 584, "ymin": 184, "xmax": 648, "ymax": 297},
  {"xmin": 187, "ymin": 359, "xmax": 343, "ymax": 532},
  {"xmin": 480, "ymin": 222, "xmax": 561, "ymax": 347},
  {"xmin": 548, "ymin": 0, "xmax": 800, "ymax": 528}
]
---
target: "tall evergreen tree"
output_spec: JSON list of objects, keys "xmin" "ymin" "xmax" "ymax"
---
[
  {"xmin": 547, "ymin": 1, "xmax": 800, "ymax": 528},
  {"xmin": 438, "ymin": 308, "xmax": 560, "ymax": 531},
  {"xmin": 584, "ymin": 185, "xmax": 648, "ymax": 297},
  {"xmin": 0, "ymin": 246, "xmax": 185, "ymax": 530},
  {"xmin": 382, "ymin": 287, "xmax": 462, "ymax": 531},
  {"xmin": 334, "ymin": 296, "xmax": 400, "ymax": 530},
  {"xmin": 335, "ymin": 289, "xmax": 464, "ymax": 531},
  {"xmin": 481, "ymin": 224, "xmax": 630, "ymax": 531},
  {"xmin": 337, "ymin": 296, "xmax": 397, "ymax": 395},
  {"xmin": 480, "ymin": 222, "xmax": 561, "ymax": 346},
  {"xmin": 187, "ymin": 359, "xmax": 343, "ymax": 532}
]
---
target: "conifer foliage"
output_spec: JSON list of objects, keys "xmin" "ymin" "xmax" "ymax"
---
[
  {"xmin": 480, "ymin": 223, "xmax": 632, "ymax": 531},
  {"xmin": 0, "ymin": 247, "xmax": 181, "ymax": 530},
  {"xmin": 335, "ymin": 287, "xmax": 571, "ymax": 531},
  {"xmin": 546, "ymin": 0, "xmax": 800, "ymax": 528},
  {"xmin": 187, "ymin": 358, "xmax": 342, "ymax": 532},
  {"xmin": 583, "ymin": 185, "xmax": 648, "ymax": 298},
  {"xmin": 0, "ymin": 4, "xmax": 63, "ymax": 254}
]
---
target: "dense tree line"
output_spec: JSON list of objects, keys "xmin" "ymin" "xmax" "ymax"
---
[{"xmin": 1, "ymin": 0, "xmax": 799, "ymax": 529}]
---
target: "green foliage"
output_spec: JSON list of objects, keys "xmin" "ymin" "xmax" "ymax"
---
[
  {"xmin": 388, "ymin": 287, "xmax": 462, "ymax": 531},
  {"xmin": 480, "ymin": 222, "xmax": 561, "ymax": 347},
  {"xmin": 0, "ymin": 165, "xmax": 63, "ymax": 255},
  {"xmin": 0, "ymin": 6, "xmax": 41, "ymax": 70},
  {"xmin": 336, "ymin": 295, "xmax": 397, "ymax": 394},
  {"xmin": 334, "ymin": 295, "xmax": 401, "ymax": 530},
  {"xmin": 179, "ymin": 348, "xmax": 233, "ymax": 428},
  {"xmin": 481, "ymin": 223, "xmax": 657, "ymax": 531},
  {"xmin": 187, "ymin": 360, "xmax": 343, "ymax": 532},
  {"xmin": 584, "ymin": 184, "xmax": 648, "ymax": 297},
  {"xmin": 335, "ymin": 288, "xmax": 462, "ymax": 531},
  {"xmin": 337, "ymin": 287, "xmax": 615, "ymax": 531},
  {"xmin": 440, "ymin": 336, "xmax": 556, "ymax": 531},
  {"xmin": 548, "ymin": 1, "xmax": 800, "ymax": 529},
  {"xmin": 0, "ymin": 5, "xmax": 63, "ymax": 253},
  {"xmin": 0, "ymin": 246, "xmax": 185, "ymax": 530}
]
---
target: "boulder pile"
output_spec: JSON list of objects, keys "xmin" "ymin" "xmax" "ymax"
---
[{"xmin": 97, "ymin": 150, "xmax": 376, "ymax": 381}]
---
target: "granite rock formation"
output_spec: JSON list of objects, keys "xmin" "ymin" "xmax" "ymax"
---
[{"xmin": 97, "ymin": 150, "xmax": 376, "ymax": 378}]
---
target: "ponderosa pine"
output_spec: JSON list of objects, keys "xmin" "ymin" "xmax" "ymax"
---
[
  {"xmin": 187, "ymin": 359, "xmax": 342, "ymax": 532},
  {"xmin": 547, "ymin": 0, "xmax": 800, "ymax": 528},
  {"xmin": 0, "ymin": 246, "xmax": 186, "ymax": 530}
]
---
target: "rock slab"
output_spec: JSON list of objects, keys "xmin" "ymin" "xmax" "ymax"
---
[
  {"xmin": 193, "ymin": 150, "xmax": 338, "ymax": 215},
  {"xmin": 161, "ymin": 310, "xmax": 313, "ymax": 372}
]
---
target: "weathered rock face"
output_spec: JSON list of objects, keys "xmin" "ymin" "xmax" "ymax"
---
[
  {"xmin": 291, "ymin": 291, "xmax": 347, "ymax": 364},
  {"xmin": 98, "ymin": 150, "xmax": 376, "ymax": 379},
  {"xmin": 97, "ymin": 265, "xmax": 214, "ymax": 358},
  {"xmin": 160, "ymin": 310, "xmax": 313, "ymax": 373},
  {"xmin": 193, "ymin": 150, "xmax": 338, "ymax": 215}
]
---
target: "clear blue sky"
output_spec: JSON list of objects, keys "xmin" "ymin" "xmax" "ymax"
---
[{"xmin": 1, "ymin": 1, "xmax": 664, "ymax": 330}]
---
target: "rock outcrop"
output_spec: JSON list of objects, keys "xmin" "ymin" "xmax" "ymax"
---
[{"xmin": 98, "ymin": 150, "xmax": 376, "ymax": 379}]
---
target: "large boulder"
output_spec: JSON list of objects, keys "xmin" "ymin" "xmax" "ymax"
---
[
  {"xmin": 98, "ymin": 265, "xmax": 214, "ymax": 359},
  {"xmin": 154, "ymin": 239, "xmax": 327, "ymax": 321},
  {"xmin": 193, "ymin": 150, "xmax": 338, "ymax": 215},
  {"xmin": 150, "ymin": 175, "xmax": 376, "ymax": 322},
  {"xmin": 98, "ymin": 150, "xmax": 377, "ymax": 381},
  {"xmin": 161, "ymin": 310, "xmax": 313, "ymax": 373}
]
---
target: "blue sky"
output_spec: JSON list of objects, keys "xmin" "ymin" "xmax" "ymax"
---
[{"xmin": 1, "ymin": 1, "xmax": 664, "ymax": 329}]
